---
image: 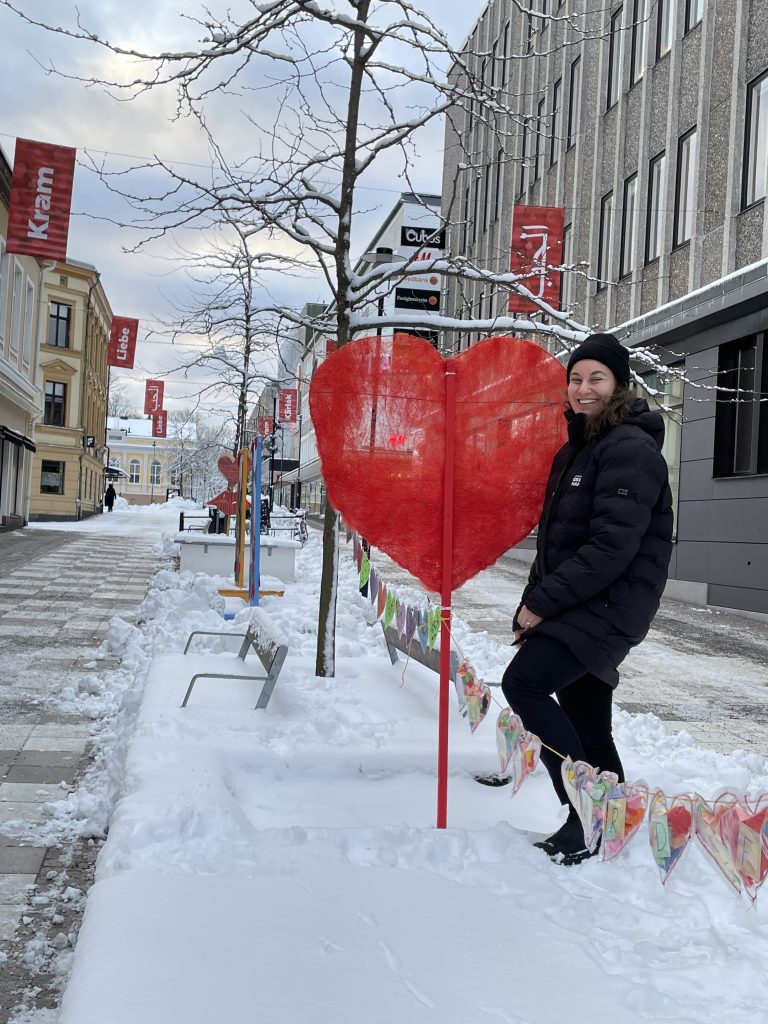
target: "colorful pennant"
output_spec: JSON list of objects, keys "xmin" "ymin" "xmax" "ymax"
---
[
  {"xmin": 454, "ymin": 659, "xmax": 492, "ymax": 734},
  {"xmin": 648, "ymin": 790, "xmax": 694, "ymax": 884}
]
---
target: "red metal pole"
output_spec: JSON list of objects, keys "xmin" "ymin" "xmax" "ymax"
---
[{"xmin": 437, "ymin": 365, "xmax": 457, "ymax": 829}]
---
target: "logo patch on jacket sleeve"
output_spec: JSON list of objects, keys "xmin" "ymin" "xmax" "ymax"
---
[
  {"xmin": 571, "ymin": 475, "xmax": 582, "ymax": 487},
  {"xmin": 618, "ymin": 487, "xmax": 630, "ymax": 496}
]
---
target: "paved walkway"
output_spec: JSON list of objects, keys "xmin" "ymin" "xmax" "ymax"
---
[{"xmin": 0, "ymin": 529, "xmax": 160, "ymax": 1022}]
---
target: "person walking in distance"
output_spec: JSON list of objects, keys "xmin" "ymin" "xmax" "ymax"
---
[
  {"xmin": 104, "ymin": 483, "xmax": 117, "ymax": 513},
  {"xmin": 502, "ymin": 333, "xmax": 673, "ymax": 865}
]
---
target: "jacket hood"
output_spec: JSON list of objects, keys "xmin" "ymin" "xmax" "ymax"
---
[{"xmin": 624, "ymin": 398, "xmax": 666, "ymax": 450}]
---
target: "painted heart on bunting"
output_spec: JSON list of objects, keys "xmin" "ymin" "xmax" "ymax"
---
[
  {"xmin": 310, "ymin": 334, "xmax": 566, "ymax": 592},
  {"xmin": 601, "ymin": 781, "xmax": 649, "ymax": 863},
  {"xmin": 377, "ymin": 582, "xmax": 387, "ymax": 620},
  {"xmin": 648, "ymin": 790, "xmax": 694, "ymax": 885},
  {"xmin": 719, "ymin": 793, "xmax": 768, "ymax": 900},
  {"xmin": 694, "ymin": 792, "xmax": 743, "ymax": 895}
]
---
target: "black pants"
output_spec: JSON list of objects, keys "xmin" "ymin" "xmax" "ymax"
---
[{"xmin": 501, "ymin": 635, "xmax": 624, "ymax": 806}]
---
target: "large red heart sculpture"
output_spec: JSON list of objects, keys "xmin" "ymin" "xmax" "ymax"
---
[
  {"xmin": 217, "ymin": 454, "xmax": 240, "ymax": 486},
  {"xmin": 310, "ymin": 334, "xmax": 565, "ymax": 592}
]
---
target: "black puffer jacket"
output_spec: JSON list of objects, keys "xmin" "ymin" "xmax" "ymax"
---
[{"xmin": 515, "ymin": 399, "xmax": 673, "ymax": 686}]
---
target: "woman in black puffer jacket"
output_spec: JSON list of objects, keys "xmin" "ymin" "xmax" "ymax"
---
[{"xmin": 502, "ymin": 333, "xmax": 673, "ymax": 865}]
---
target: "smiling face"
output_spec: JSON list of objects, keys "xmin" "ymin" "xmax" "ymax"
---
[{"xmin": 567, "ymin": 359, "xmax": 619, "ymax": 415}]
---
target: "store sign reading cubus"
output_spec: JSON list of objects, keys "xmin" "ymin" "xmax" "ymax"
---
[
  {"xmin": 144, "ymin": 380, "xmax": 164, "ymax": 414},
  {"xmin": 107, "ymin": 317, "xmax": 139, "ymax": 369},
  {"xmin": 151, "ymin": 410, "xmax": 168, "ymax": 438},
  {"xmin": 6, "ymin": 138, "xmax": 77, "ymax": 261},
  {"xmin": 508, "ymin": 205, "xmax": 565, "ymax": 314}
]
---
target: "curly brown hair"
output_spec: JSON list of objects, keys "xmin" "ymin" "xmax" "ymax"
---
[{"xmin": 582, "ymin": 386, "xmax": 635, "ymax": 440}]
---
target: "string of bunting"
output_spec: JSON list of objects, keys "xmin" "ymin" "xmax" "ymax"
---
[{"xmin": 348, "ymin": 530, "xmax": 768, "ymax": 901}]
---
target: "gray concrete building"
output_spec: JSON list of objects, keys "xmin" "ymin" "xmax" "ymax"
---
[{"xmin": 442, "ymin": 0, "xmax": 768, "ymax": 615}]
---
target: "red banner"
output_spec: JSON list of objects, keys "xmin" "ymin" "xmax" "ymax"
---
[
  {"xmin": 508, "ymin": 206, "xmax": 565, "ymax": 314},
  {"xmin": 6, "ymin": 138, "xmax": 77, "ymax": 260},
  {"xmin": 144, "ymin": 379, "xmax": 164, "ymax": 414},
  {"xmin": 258, "ymin": 416, "xmax": 274, "ymax": 437},
  {"xmin": 277, "ymin": 389, "xmax": 298, "ymax": 424},
  {"xmin": 107, "ymin": 317, "xmax": 139, "ymax": 369},
  {"xmin": 152, "ymin": 411, "xmax": 168, "ymax": 438}
]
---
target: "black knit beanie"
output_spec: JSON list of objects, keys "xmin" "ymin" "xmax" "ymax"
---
[{"xmin": 566, "ymin": 333, "xmax": 630, "ymax": 386}]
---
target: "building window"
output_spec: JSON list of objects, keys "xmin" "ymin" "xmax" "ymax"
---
[
  {"xmin": 48, "ymin": 302, "xmax": 72, "ymax": 348},
  {"xmin": 10, "ymin": 262, "xmax": 23, "ymax": 354},
  {"xmin": 461, "ymin": 185, "xmax": 470, "ymax": 252},
  {"xmin": 714, "ymin": 335, "xmax": 768, "ymax": 476},
  {"xmin": 129, "ymin": 459, "xmax": 141, "ymax": 484},
  {"xmin": 631, "ymin": 0, "xmax": 647, "ymax": 84},
  {"xmin": 519, "ymin": 122, "xmax": 529, "ymax": 195},
  {"xmin": 607, "ymin": 7, "xmax": 624, "ymax": 110},
  {"xmin": 743, "ymin": 71, "xmax": 768, "ymax": 209},
  {"xmin": 620, "ymin": 175, "xmax": 638, "ymax": 277},
  {"xmin": 44, "ymin": 381, "xmax": 66, "ymax": 426},
  {"xmin": 482, "ymin": 162, "xmax": 491, "ymax": 232},
  {"xmin": 598, "ymin": 192, "xmax": 614, "ymax": 285},
  {"xmin": 657, "ymin": 0, "xmax": 674, "ymax": 58},
  {"xmin": 23, "ymin": 280, "xmax": 35, "ymax": 364},
  {"xmin": 674, "ymin": 127, "xmax": 697, "ymax": 247},
  {"xmin": 567, "ymin": 57, "xmax": 582, "ymax": 149},
  {"xmin": 550, "ymin": 79, "xmax": 562, "ymax": 166},
  {"xmin": 150, "ymin": 461, "xmax": 161, "ymax": 485},
  {"xmin": 534, "ymin": 96, "xmax": 546, "ymax": 180},
  {"xmin": 41, "ymin": 460, "xmax": 65, "ymax": 495},
  {"xmin": 560, "ymin": 223, "xmax": 573, "ymax": 310},
  {"xmin": 500, "ymin": 23, "xmax": 510, "ymax": 87},
  {"xmin": 646, "ymin": 151, "xmax": 666, "ymax": 262},
  {"xmin": 685, "ymin": 0, "xmax": 703, "ymax": 32},
  {"xmin": 640, "ymin": 365, "xmax": 684, "ymax": 531},
  {"xmin": 494, "ymin": 148, "xmax": 504, "ymax": 221},
  {"xmin": 0, "ymin": 239, "xmax": 8, "ymax": 343}
]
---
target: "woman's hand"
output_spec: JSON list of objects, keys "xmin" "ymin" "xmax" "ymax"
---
[{"xmin": 514, "ymin": 604, "xmax": 543, "ymax": 644}]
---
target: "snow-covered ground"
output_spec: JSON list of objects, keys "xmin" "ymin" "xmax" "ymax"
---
[{"xmin": 14, "ymin": 502, "xmax": 768, "ymax": 1023}]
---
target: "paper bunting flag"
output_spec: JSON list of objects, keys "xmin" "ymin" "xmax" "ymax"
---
[
  {"xmin": 648, "ymin": 790, "xmax": 694, "ymax": 884},
  {"xmin": 694, "ymin": 793, "xmax": 743, "ymax": 895},
  {"xmin": 359, "ymin": 551, "xmax": 371, "ymax": 589},
  {"xmin": 417, "ymin": 609, "xmax": 429, "ymax": 650},
  {"xmin": 562, "ymin": 759, "xmax": 618, "ymax": 853},
  {"xmin": 495, "ymin": 710, "xmax": 541, "ymax": 792},
  {"xmin": 601, "ymin": 782, "xmax": 649, "ymax": 862},
  {"xmin": 368, "ymin": 567, "xmax": 378, "ymax": 604},
  {"xmin": 384, "ymin": 591, "xmax": 397, "ymax": 629},
  {"xmin": 395, "ymin": 599, "xmax": 406, "ymax": 636},
  {"xmin": 454, "ymin": 659, "xmax": 492, "ymax": 734},
  {"xmin": 427, "ymin": 607, "xmax": 441, "ymax": 650},
  {"xmin": 377, "ymin": 582, "xmax": 387, "ymax": 620},
  {"xmin": 718, "ymin": 795, "xmax": 768, "ymax": 900},
  {"xmin": 405, "ymin": 606, "xmax": 418, "ymax": 647}
]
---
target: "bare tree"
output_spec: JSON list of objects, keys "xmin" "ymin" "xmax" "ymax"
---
[
  {"xmin": 107, "ymin": 378, "xmax": 140, "ymax": 419},
  {"xmin": 4, "ymin": 0, "xmax": 644, "ymax": 675}
]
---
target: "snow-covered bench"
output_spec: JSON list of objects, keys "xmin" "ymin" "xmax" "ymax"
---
[
  {"xmin": 180, "ymin": 608, "xmax": 288, "ymax": 710},
  {"xmin": 381, "ymin": 623, "xmax": 459, "ymax": 681}
]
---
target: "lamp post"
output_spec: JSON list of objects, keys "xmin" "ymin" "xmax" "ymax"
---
[
  {"xmin": 361, "ymin": 247, "xmax": 406, "ymax": 451},
  {"xmin": 150, "ymin": 439, "xmax": 157, "ymax": 503}
]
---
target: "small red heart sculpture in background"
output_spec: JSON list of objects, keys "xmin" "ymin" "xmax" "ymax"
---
[
  {"xmin": 309, "ymin": 334, "xmax": 566, "ymax": 593},
  {"xmin": 217, "ymin": 454, "xmax": 240, "ymax": 486}
]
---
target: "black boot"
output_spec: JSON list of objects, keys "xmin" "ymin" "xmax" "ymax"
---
[{"xmin": 534, "ymin": 809, "xmax": 599, "ymax": 866}]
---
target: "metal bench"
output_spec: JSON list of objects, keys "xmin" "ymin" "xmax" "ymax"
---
[
  {"xmin": 180, "ymin": 609, "xmax": 288, "ymax": 710},
  {"xmin": 381, "ymin": 623, "xmax": 460, "ymax": 680}
]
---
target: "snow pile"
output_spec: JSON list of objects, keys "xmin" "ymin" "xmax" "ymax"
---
[{"xmin": 31, "ymin": 533, "xmax": 768, "ymax": 1024}]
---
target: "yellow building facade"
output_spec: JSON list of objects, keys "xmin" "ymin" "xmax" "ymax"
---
[
  {"xmin": 29, "ymin": 260, "xmax": 112, "ymax": 521},
  {"xmin": 106, "ymin": 418, "xmax": 184, "ymax": 505},
  {"xmin": 0, "ymin": 146, "xmax": 43, "ymax": 530}
]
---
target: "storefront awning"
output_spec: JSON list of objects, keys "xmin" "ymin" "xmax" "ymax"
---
[{"xmin": 0, "ymin": 425, "xmax": 36, "ymax": 452}]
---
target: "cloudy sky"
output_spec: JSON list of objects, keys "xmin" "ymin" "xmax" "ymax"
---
[{"xmin": 0, "ymin": 1, "xmax": 479, "ymax": 423}]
